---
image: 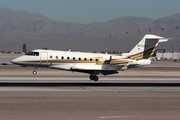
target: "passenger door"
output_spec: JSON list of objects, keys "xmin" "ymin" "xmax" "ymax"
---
[{"xmin": 40, "ymin": 52, "xmax": 48, "ymax": 66}]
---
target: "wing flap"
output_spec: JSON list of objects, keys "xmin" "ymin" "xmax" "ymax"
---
[{"xmin": 72, "ymin": 69, "xmax": 118, "ymax": 75}]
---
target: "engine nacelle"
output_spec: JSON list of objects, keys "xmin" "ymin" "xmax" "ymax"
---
[{"xmin": 138, "ymin": 59, "xmax": 151, "ymax": 66}]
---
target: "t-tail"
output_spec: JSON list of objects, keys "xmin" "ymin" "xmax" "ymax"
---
[{"xmin": 124, "ymin": 34, "xmax": 168, "ymax": 60}]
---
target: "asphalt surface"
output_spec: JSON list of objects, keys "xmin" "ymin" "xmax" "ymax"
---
[
  {"xmin": 0, "ymin": 97, "xmax": 180, "ymax": 120},
  {"xmin": 0, "ymin": 75, "xmax": 180, "ymax": 120},
  {"xmin": 0, "ymin": 55, "xmax": 180, "ymax": 120}
]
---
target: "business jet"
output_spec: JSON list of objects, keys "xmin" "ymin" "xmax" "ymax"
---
[{"xmin": 11, "ymin": 34, "xmax": 168, "ymax": 81}]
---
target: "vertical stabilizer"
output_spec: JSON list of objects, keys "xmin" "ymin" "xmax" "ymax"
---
[{"xmin": 128, "ymin": 34, "xmax": 168, "ymax": 60}]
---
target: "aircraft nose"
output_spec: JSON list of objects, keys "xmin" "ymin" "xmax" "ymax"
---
[
  {"xmin": 11, "ymin": 56, "xmax": 28, "ymax": 66},
  {"xmin": 11, "ymin": 57, "xmax": 23, "ymax": 65},
  {"xmin": 11, "ymin": 58, "xmax": 18, "ymax": 64}
]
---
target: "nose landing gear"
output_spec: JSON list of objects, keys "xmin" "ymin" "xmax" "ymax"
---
[
  {"xmin": 32, "ymin": 70, "xmax": 37, "ymax": 75},
  {"xmin": 32, "ymin": 67, "xmax": 38, "ymax": 75}
]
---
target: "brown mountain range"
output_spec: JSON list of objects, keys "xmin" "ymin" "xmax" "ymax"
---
[{"xmin": 0, "ymin": 7, "xmax": 180, "ymax": 52}]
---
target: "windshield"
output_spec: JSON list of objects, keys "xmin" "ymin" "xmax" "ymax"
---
[{"xmin": 25, "ymin": 51, "xmax": 39, "ymax": 56}]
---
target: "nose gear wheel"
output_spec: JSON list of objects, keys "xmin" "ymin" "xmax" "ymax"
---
[{"xmin": 33, "ymin": 70, "xmax": 37, "ymax": 75}]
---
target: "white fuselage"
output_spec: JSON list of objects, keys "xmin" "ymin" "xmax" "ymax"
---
[
  {"xmin": 11, "ymin": 49, "xmax": 151, "ymax": 71},
  {"xmin": 11, "ymin": 34, "xmax": 168, "ymax": 81}
]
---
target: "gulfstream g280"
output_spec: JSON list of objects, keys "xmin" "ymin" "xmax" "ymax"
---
[{"xmin": 11, "ymin": 34, "xmax": 168, "ymax": 81}]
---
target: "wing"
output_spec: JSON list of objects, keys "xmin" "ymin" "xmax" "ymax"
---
[
  {"xmin": 49, "ymin": 64, "xmax": 119, "ymax": 75},
  {"xmin": 71, "ymin": 69, "xmax": 119, "ymax": 75}
]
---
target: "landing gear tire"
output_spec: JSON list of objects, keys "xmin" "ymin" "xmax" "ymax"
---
[
  {"xmin": 89, "ymin": 75, "xmax": 99, "ymax": 81},
  {"xmin": 90, "ymin": 75, "xmax": 94, "ymax": 80},
  {"xmin": 33, "ymin": 70, "xmax": 37, "ymax": 75},
  {"xmin": 93, "ymin": 76, "xmax": 98, "ymax": 81}
]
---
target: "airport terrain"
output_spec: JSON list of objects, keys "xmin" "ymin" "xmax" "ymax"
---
[{"xmin": 0, "ymin": 54, "xmax": 180, "ymax": 120}]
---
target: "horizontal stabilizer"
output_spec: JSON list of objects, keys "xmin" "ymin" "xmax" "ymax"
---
[{"xmin": 158, "ymin": 38, "xmax": 170, "ymax": 43}]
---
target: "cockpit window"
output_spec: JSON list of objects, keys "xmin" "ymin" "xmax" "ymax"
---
[
  {"xmin": 25, "ymin": 51, "xmax": 39, "ymax": 56},
  {"xmin": 33, "ymin": 52, "xmax": 39, "ymax": 56},
  {"xmin": 25, "ymin": 51, "xmax": 33, "ymax": 55}
]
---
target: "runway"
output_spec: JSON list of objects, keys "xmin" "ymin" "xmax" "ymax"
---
[
  {"xmin": 0, "ymin": 76, "xmax": 180, "ymax": 97},
  {"xmin": 0, "ymin": 77, "xmax": 180, "ymax": 120},
  {"xmin": 1, "ymin": 76, "xmax": 180, "ymax": 81},
  {"xmin": 0, "ymin": 60, "xmax": 180, "ymax": 119}
]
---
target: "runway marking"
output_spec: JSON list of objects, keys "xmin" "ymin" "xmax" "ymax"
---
[
  {"xmin": 99, "ymin": 116, "xmax": 128, "ymax": 119},
  {"xmin": 1, "ymin": 77, "xmax": 180, "ymax": 81}
]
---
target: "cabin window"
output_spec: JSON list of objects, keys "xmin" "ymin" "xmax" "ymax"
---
[
  {"xmin": 50, "ymin": 55, "xmax": 53, "ymax": 59},
  {"xmin": 84, "ymin": 58, "xmax": 87, "ymax": 61},
  {"xmin": 90, "ymin": 58, "xmax": 92, "ymax": 61},
  {"xmin": 79, "ymin": 58, "xmax": 81, "ymax": 60},
  {"xmin": 67, "ymin": 57, "xmax": 70, "ymax": 60},
  {"xmin": 61, "ymin": 56, "xmax": 64, "ymax": 59},
  {"xmin": 56, "ymin": 56, "xmax": 58, "ymax": 59},
  {"xmin": 96, "ymin": 59, "xmax": 98, "ymax": 61},
  {"xmin": 73, "ymin": 57, "xmax": 75, "ymax": 60}
]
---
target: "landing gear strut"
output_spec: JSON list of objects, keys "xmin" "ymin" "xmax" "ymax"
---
[
  {"xmin": 32, "ymin": 67, "xmax": 38, "ymax": 75},
  {"xmin": 89, "ymin": 75, "xmax": 99, "ymax": 81}
]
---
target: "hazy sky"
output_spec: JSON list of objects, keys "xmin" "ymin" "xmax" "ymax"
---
[{"xmin": 1, "ymin": 0, "xmax": 180, "ymax": 24}]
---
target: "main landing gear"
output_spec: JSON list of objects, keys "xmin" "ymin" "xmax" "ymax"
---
[{"xmin": 89, "ymin": 75, "xmax": 99, "ymax": 81}]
